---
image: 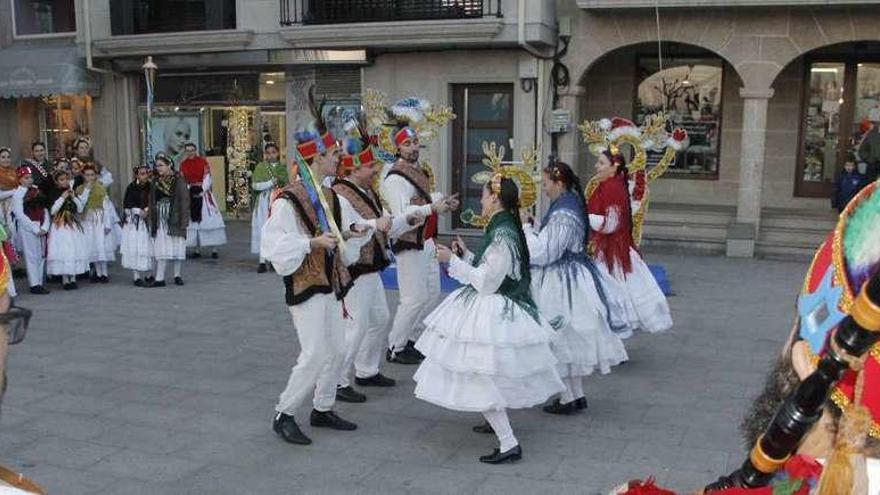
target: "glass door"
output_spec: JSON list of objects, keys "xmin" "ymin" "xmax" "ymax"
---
[{"xmin": 853, "ymin": 63, "xmax": 880, "ymax": 182}]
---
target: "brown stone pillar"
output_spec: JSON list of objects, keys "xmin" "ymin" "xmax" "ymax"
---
[{"xmin": 727, "ymin": 87, "xmax": 774, "ymax": 258}]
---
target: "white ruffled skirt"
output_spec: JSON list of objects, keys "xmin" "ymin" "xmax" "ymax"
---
[
  {"xmin": 82, "ymin": 211, "xmax": 116, "ymax": 263},
  {"xmin": 121, "ymin": 216, "xmax": 153, "ymax": 271},
  {"xmin": 251, "ymin": 190, "xmax": 271, "ymax": 255},
  {"xmin": 414, "ymin": 288, "xmax": 565, "ymax": 412},
  {"xmin": 532, "ymin": 262, "xmax": 628, "ymax": 378},
  {"xmin": 47, "ymin": 224, "xmax": 89, "ymax": 275},
  {"xmin": 154, "ymin": 202, "xmax": 186, "ymax": 261},
  {"xmin": 186, "ymin": 192, "xmax": 227, "ymax": 247},
  {"xmin": 595, "ymin": 247, "xmax": 673, "ymax": 337}
]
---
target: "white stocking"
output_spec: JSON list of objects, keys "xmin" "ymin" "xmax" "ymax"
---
[
  {"xmin": 132, "ymin": 270, "xmax": 141, "ymax": 281},
  {"xmin": 561, "ymin": 376, "xmax": 575, "ymax": 404},
  {"xmin": 571, "ymin": 376, "xmax": 584, "ymax": 400},
  {"xmin": 482, "ymin": 409, "xmax": 518, "ymax": 452},
  {"xmin": 173, "ymin": 260, "xmax": 182, "ymax": 278},
  {"xmin": 96, "ymin": 262, "xmax": 108, "ymax": 277},
  {"xmin": 155, "ymin": 260, "xmax": 167, "ymax": 282}
]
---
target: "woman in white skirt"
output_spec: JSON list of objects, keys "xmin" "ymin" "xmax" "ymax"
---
[
  {"xmin": 148, "ymin": 153, "xmax": 190, "ymax": 287},
  {"xmin": 46, "ymin": 169, "xmax": 89, "ymax": 290},
  {"xmin": 121, "ymin": 165, "xmax": 153, "ymax": 286},
  {"xmin": 587, "ymin": 149, "xmax": 672, "ymax": 335},
  {"xmin": 522, "ymin": 160, "xmax": 628, "ymax": 416},
  {"xmin": 250, "ymin": 142, "xmax": 287, "ymax": 273},
  {"xmin": 415, "ymin": 176, "xmax": 564, "ymax": 464},
  {"xmin": 77, "ymin": 164, "xmax": 117, "ymax": 283}
]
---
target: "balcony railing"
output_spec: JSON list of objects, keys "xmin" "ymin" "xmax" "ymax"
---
[{"xmin": 280, "ymin": 0, "xmax": 502, "ymax": 26}]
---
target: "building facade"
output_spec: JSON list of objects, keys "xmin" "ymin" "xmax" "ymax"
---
[{"xmin": 1, "ymin": 0, "xmax": 877, "ymax": 256}]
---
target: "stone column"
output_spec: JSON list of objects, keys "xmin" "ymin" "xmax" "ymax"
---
[
  {"xmin": 726, "ymin": 87, "xmax": 774, "ymax": 258},
  {"xmin": 555, "ymin": 86, "xmax": 586, "ymax": 172},
  {"xmin": 285, "ymin": 68, "xmax": 317, "ymax": 156}
]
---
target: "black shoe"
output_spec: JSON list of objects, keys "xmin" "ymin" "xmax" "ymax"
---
[
  {"xmin": 29, "ymin": 286, "xmax": 50, "ymax": 295},
  {"xmin": 479, "ymin": 445, "xmax": 522, "ymax": 464},
  {"xmin": 134, "ymin": 279, "xmax": 144, "ymax": 287},
  {"xmin": 191, "ymin": 252, "xmax": 201, "ymax": 259},
  {"xmin": 574, "ymin": 397, "xmax": 588, "ymax": 410},
  {"xmin": 272, "ymin": 412, "xmax": 311, "ymax": 445},
  {"xmin": 145, "ymin": 276, "xmax": 155, "ymax": 284},
  {"xmin": 151, "ymin": 280, "xmax": 167, "ymax": 288},
  {"xmin": 406, "ymin": 340, "xmax": 425, "ymax": 360},
  {"xmin": 99, "ymin": 276, "xmax": 109, "ymax": 284},
  {"xmin": 257, "ymin": 263, "xmax": 268, "ymax": 273},
  {"xmin": 63, "ymin": 283, "xmax": 73, "ymax": 291},
  {"xmin": 309, "ymin": 409, "xmax": 357, "ymax": 431},
  {"xmin": 71, "ymin": 282, "xmax": 79, "ymax": 290},
  {"xmin": 542, "ymin": 398, "xmax": 577, "ymax": 415},
  {"xmin": 385, "ymin": 347, "xmax": 422, "ymax": 365},
  {"xmin": 355, "ymin": 373, "xmax": 396, "ymax": 387},
  {"xmin": 211, "ymin": 251, "xmax": 219, "ymax": 259},
  {"xmin": 472, "ymin": 422, "xmax": 494, "ymax": 434},
  {"xmin": 174, "ymin": 277, "xmax": 184, "ymax": 286},
  {"xmin": 89, "ymin": 272, "xmax": 99, "ymax": 283},
  {"xmin": 336, "ymin": 386, "xmax": 367, "ymax": 403}
]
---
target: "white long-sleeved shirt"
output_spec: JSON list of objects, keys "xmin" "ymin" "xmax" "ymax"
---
[
  {"xmin": 260, "ymin": 195, "xmax": 369, "ymax": 276},
  {"xmin": 380, "ymin": 166, "xmax": 443, "ymax": 240},
  {"xmin": 588, "ymin": 207, "xmax": 620, "ymax": 235},
  {"xmin": 447, "ymin": 232, "xmax": 518, "ymax": 296},
  {"xmin": 336, "ymin": 181, "xmax": 409, "ymax": 241},
  {"xmin": 11, "ymin": 186, "xmax": 49, "ymax": 234},
  {"xmin": 523, "ymin": 208, "xmax": 586, "ymax": 267},
  {"xmin": 50, "ymin": 187, "xmax": 89, "ymax": 216}
]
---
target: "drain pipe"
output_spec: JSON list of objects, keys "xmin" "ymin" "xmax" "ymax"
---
[{"xmin": 82, "ymin": 0, "xmax": 113, "ymax": 75}]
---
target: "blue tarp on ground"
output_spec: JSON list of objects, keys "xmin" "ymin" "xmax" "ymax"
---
[{"xmin": 380, "ymin": 263, "xmax": 672, "ymax": 296}]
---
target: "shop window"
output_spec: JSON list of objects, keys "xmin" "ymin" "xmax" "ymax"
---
[
  {"xmin": 13, "ymin": 0, "xmax": 76, "ymax": 36},
  {"xmin": 797, "ymin": 60, "xmax": 880, "ymax": 197},
  {"xmin": 451, "ymin": 84, "xmax": 514, "ymax": 229},
  {"xmin": 636, "ymin": 56, "xmax": 723, "ymax": 179},
  {"xmin": 111, "ymin": 0, "xmax": 235, "ymax": 35},
  {"xmin": 38, "ymin": 95, "xmax": 91, "ymax": 159}
]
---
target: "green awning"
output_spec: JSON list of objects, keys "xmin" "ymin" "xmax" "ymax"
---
[{"xmin": 0, "ymin": 46, "xmax": 101, "ymax": 98}]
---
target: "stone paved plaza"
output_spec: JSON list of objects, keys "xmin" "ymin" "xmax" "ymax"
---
[{"xmin": 0, "ymin": 222, "xmax": 808, "ymax": 494}]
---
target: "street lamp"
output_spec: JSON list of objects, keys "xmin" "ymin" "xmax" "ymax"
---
[{"xmin": 142, "ymin": 56, "xmax": 158, "ymax": 167}]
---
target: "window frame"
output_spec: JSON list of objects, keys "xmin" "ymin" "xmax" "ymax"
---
[
  {"xmin": 10, "ymin": 0, "xmax": 77, "ymax": 39},
  {"xmin": 450, "ymin": 83, "xmax": 515, "ymax": 230},
  {"xmin": 633, "ymin": 53, "xmax": 726, "ymax": 181}
]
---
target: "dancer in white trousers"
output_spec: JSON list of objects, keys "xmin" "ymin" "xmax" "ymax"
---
[
  {"xmin": 332, "ymin": 140, "xmax": 421, "ymax": 402},
  {"xmin": 381, "ymin": 126, "xmax": 458, "ymax": 364},
  {"xmin": 261, "ymin": 103, "xmax": 369, "ymax": 446},
  {"xmin": 12, "ymin": 166, "xmax": 50, "ymax": 294},
  {"xmin": 414, "ymin": 176, "xmax": 564, "ymax": 464}
]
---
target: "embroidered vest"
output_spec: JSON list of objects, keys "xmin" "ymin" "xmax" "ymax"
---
[
  {"xmin": 386, "ymin": 162, "xmax": 436, "ymax": 254},
  {"xmin": 279, "ymin": 184, "xmax": 353, "ymax": 306},
  {"xmin": 332, "ymin": 179, "xmax": 391, "ymax": 281}
]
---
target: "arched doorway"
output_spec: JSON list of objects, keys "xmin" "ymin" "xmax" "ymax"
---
[{"xmin": 778, "ymin": 42, "xmax": 880, "ymax": 198}]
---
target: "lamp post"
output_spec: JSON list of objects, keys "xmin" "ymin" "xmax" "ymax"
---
[{"xmin": 142, "ymin": 56, "xmax": 157, "ymax": 167}]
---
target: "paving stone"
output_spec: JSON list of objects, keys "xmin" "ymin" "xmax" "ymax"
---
[
  {"xmin": 89, "ymin": 449, "xmax": 207, "ymax": 483},
  {"xmin": 9, "ymin": 436, "xmax": 120, "ymax": 470}
]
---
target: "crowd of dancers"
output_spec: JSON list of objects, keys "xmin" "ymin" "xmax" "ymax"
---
[
  {"xmin": 0, "ymin": 140, "xmax": 228, "ymax": 294},
  {"xmin": 258, "ymin": 94, "xmax": 673, "ymax": 464}
]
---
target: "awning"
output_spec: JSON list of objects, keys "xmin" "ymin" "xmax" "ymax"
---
[{"xmin": 0, "ymin": 46, "xmax": 101, "ymax": 99}]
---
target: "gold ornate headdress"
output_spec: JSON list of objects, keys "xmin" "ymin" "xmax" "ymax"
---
[
  {"xmin": 460, "ymin": 141, "xmax": 539, "ymax": 228},
  {"xmin": 578, "ymin": 113, "xmax": 688, "ymax": 246}
]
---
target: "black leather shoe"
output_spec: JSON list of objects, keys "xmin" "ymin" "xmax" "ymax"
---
[
  {"xmin": 145, "ymin": 276, "xmax": 155, "ymax": 285},
  {"xmin": 542, "ymin": 398, "xmax": 577, "ymax": 415},
  {"xmin": 309, "ymin": 409, "xmax": 357, "ymax": 431},
  {"xmin": 99, "ymin": 276, "xmax": 109, "ymax": 284},
  {"xmin": 29, "ymin": 286, "xmax": 50, "ymax": 295},
  {"xmin": 479, "ymin": 445, "xmax": 522, "ymax": 464},
  {"xmin": 574, "ymin": 397, "xmax": 588, "ymax": 410},
  {"xmin": 71, "ymin": 282, "xmax": 79, "ymax": 290},
  {"xmin": 406, "ymin": 340, "xmax": 425, "ymax": 360},
  {"xmin": 151, "ymin": 280, "xmax": 167, "ymax": 288},
  {"xmin": 386, "ymin": 348, "xmax": 422, "ymax": 365},
  {"xmin": 257, "ymin": 263, "xmax": 268, "ymax": 273},
  {"xmin": 336, "ymin": 386, "xmax": 367, "ymax": 403},
  {"xmin": 134, "ymin": 279, "xmax": 144, "ymax": 287},
  {"xmin": 211, "ymin": 251, "xmax": 219, "ymax": 259},
  {"xmin": 472, "ymin": 422, "xmax": 494, "ymax": 434},
  {"xmin": 89, "ymin": 272, "xmax": 99, "ymax": 283},
  {"xmin": 273, "ymin": 412, "xmax": 311, "ymax": 445},
  {"xmin": 174, "ymin": 277, "xmax": 184, "ymax": 286},
  {"xmin": 62, "ymin": 283, "xmax": 73, "ymax": 291},
  {"xmin": 355, "ymin": 373, "xmax": 396, "ymax": 387},
  {"xmin": 191, "ymin": 251, "xmax": 201, "ymax": 259}
]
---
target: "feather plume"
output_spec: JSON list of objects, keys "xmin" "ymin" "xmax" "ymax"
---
[
  {"xmin": 843, "ymin": 183, "xmax": 880, "ymax": 289},
  {"xmin": 306, "ymin": 86, "xmax": 328, "ymax": 135}
]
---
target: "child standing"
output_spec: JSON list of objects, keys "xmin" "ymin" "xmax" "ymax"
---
[
  {"xmin": 832, "ymin": 158, "xmax": 869, "ymax": 213},
  {"xmin": 46, "ymin": 170, "xmax": 89, "ymax": 290},
  {"xmin": 77, "ymin": 165, "xmax": 117, "ymax": 283},
  {"xmin": 121, "ymin": 165, "xmax": 154, "ymax": 286},
  {"xmin": 12, "ymin": 166, "xmax": 50, "ymax": 294}
]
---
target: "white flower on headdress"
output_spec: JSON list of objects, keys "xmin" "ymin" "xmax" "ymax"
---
[{"xmin": 599, "ymin": 118, "xmax": 612, "ymax": 131}]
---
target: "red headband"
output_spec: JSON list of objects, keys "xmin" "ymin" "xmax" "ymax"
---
[
  {"xmin": 340, "ymin": 148, "xmax": 376, "ymax": 173},
  {"xmin": 296, "ymin": 133, "xmax": 337, "ymax": 160},
  {"xmin": 394, "ymin": 127, "xmax": 417, "ymax": 147}
]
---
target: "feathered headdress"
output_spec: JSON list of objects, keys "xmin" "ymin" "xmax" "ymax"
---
[
  {"xmin": 294, "ymin": 86, "xmax": 338, "ymax": 161},
  {"xmin": 338, "ymin": 111, "xmax": 377, "ymax": 176},
  {"xmin": 362, "ymin": 89, "xmax": 455, "ymax": 163}
]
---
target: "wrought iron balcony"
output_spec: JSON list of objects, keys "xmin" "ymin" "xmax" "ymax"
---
[{"xmin": 280, "ymin": 0, "xmax": 502, "ymax": 26}]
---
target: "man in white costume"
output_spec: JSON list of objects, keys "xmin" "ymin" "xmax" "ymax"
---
[
  {"xmin": 381, "ymin": 126, "xmax": 458, "ymax": 364},
  {"xmin": 261, "ymin": 126, "xmax": 369, "ymax": 446},
  {"xmin": 332, "ymin": 140, "xmax": 422, "ymax": 402},
  {"xmin": 11, "ymin": 167, "xmax": 49, "ymax": 295}
]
